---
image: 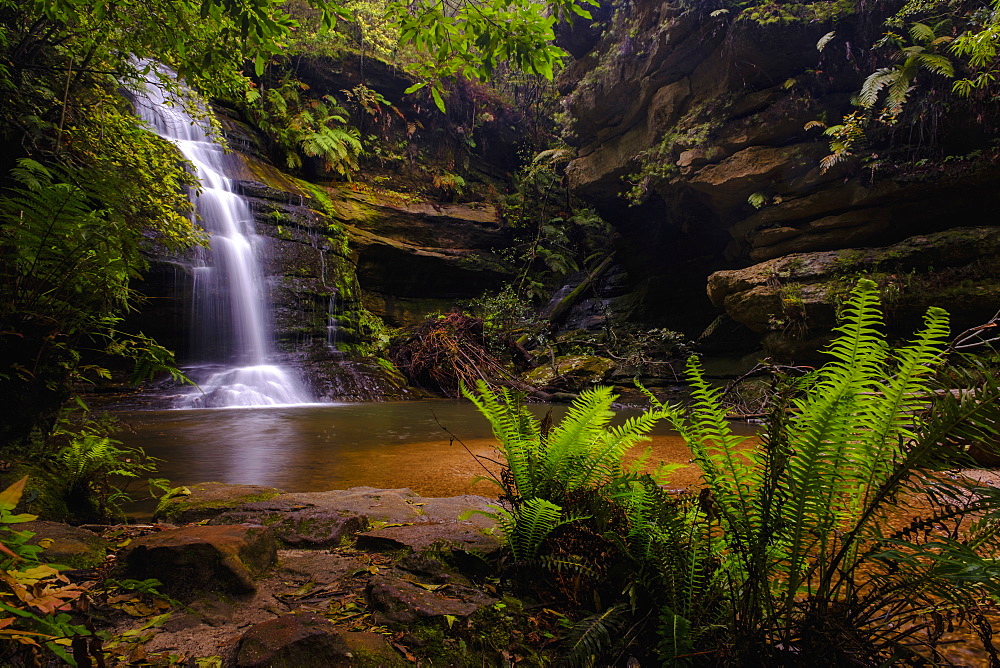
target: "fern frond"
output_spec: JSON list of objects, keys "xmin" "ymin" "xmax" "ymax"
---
[
  {"xmin": 909, "ymin": 22, "xmax": 936, "ymax": 43},
  {"xmin": 501, "ymin": 498, "xmax": 588, "ymax": 562},
  {"xmin": 915, "ymin": 52, "xmax": 955, "ymax": 77},
  {"xmin": 563, "ymin": 605, "xmax": 626, "ymax": 668},
  {"xmin": 856, "ymin": 305, "xmax": 949, "ymax": 501},
  {"xmin": 859, "ymin": 68, "xmax": 898, "ymax": 108},
  {"xmin": 667, "ymin": 357, "xmax": 757, "ymax": 538}
]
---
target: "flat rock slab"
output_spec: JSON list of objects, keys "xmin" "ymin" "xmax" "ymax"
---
[
  {"xmin": 415, "ymin": 495, "xmax": 497, "ymax": 526},
  {"xmin": 279, "ymin": 550, "xmax": 359, "ymax": 585},
  {"xmin": 21, "ymin": 521, "xmax": 110, "ymax": 569},
  {"xmin": 273, "ymin": 487, "xmax": 427, "ymax": 524},
  {"xmin": 155, "ymin": 482, "xmax": 284, "ymax": 524},
  {"xmin": 236, "ymin": 614, "xmax": 405, "ymax": 667},
  {"xmin": 366, "ymin": 574, "xmax": 496, "ymax": 624},
  {"xmin": 210, "ymin": 500, "xmax": 369, "ymax": 548},
  {"xmin": 154, "ymin": 485, "xmax": 498, "ymax": 551},
  {"xmin": 356, "ymin": 522, "xmax": 500, "ymax": 556},
  {"xmin": 123, "ymin": 524, "xmax": 277, "ymax": 596}
]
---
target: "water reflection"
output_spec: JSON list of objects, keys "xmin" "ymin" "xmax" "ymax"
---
[{"xmin": 115, "ymin": 401, "xmax": 758, "ymax": 498}]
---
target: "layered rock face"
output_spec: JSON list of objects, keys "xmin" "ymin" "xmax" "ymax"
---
[{"xmin": 558, "ymin": 1, "xmax": 1000, "ymax": 358}]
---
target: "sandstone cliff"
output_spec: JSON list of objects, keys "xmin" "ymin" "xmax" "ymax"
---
[{"xmin": 558, "ymin": 0, "xmax": 1000, "ymax": 358}]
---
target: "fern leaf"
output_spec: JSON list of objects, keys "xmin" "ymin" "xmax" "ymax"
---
[
  {"xmin": 909, "ymin": 22, "xmax": 936, "ymax": 44},
  {"xmin": 563, "ymin": 605, "xmax": 625, "ymax": 668},
  {"xmin": 859, "ymin": 68, "xmax": 898, "ymax": 108}
]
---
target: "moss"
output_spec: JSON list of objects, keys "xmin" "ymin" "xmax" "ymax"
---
[
  {"xmin": 243, "ymin": 156, "xmax": 311, "ymax": 196},
  {"xmin": 154, "ymin": 483, "xmax": 283, "ymax": 523},
  {"xmin": 736, "ymin": 0, "xmax": 855, "ymax": 26}
]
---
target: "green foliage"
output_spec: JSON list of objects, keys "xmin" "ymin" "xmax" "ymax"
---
[
  {"xmin": 432, "ymin": 171, "xmax": 466, "ymax": 199},
  {"xmin": 470, "ymin": 281, "xmax": 1000, "ymax": 664},
  {"xmin": 465, "ymin": 380, "xmax": 688, "ymax": 663},
  {"xmin": 247, "ymin": 75, "xmax": 363, "ymax": 176},
  {"xmin": 859, "ymin": 21, "xmax": 955, "ymax": 114},
  {"xmin": 501, "ymin": 147, "xmax": 614, "ymax": 300},
  {"xmin": 394, "ymin": 0, "xmax": 598, "ymax": 110},
  {"xmin": 653, "ymin": 279, "xmax": 1000, "ymax": 663},
  {"xmin": 0, "ymin": 156, "xmax": 196, "ymax": 454},
  {"xmin": 493, "ymin": 497, "xmax": 583, "ymax": 562},
  {"xmin": 819, "ymin": 0, "xmax": 1000, "ymax": 170},
  {"xmin": 39, "ymin": 417, "xmax": 161, "ymax": 522},
  {"xmin": 464, "ymin": 382, "xmax": 670, "ymax": 505},
  {"xmin": 728, "ymin": 0, "xmax": 856, "ymax": 25}
]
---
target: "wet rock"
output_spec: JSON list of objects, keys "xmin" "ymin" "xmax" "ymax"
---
[
  {"xmin": 122, "ymin": 524, "xmax": 277, "ymax": 596},
  {"xmin": 688, "ymin": 144, "xmax": 828, "ymax": 214},
  {"xmin": 189, "ymin": 595, "xmax": 237, "ymax": 626},
  {"xmin": 280, "ymin": 550, "xmax": 359, "ymax": 584},
  {"xmin": 21, "ymin": 521, "xmax": 110, "ymax": 569},
  {"xmin": 415, "ymin": 495, "xmax": 497, "ymax": 526},
  {"xmin": 273, "ymin": 487, "xmax": 426, "ymax": 524},
  {"xmin": 395, "ymin": 553, "xmax": 472, "ymax": 586},
  {"xmin": 355, "ymin": 522, "xmax": 501, "ymax": 557},
  {"xmin": 210, "ymin": 500, "xmax": 369, "ymax": 548},
  {"xmin": 236, "ymin": 614, "xmax": 404, "ymax": 668},
  {"xmin": 524, "ymin": 354, "xmax": 616, "ymax": 391},
  {"xmin": 154, "ymin": 482, "xmax": 284, "ymax": 524},
  {"xmin": 365, "ymin": 574, "xmax": 496, "ymax": 624}
]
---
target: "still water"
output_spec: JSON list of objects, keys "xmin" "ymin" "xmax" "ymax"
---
[{"xmin": 114, "ymin": 401, "xmax": 758, "ymax": 498}]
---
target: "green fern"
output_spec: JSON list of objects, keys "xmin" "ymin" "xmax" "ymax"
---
[
  {"xmin": 464, "ymin": 381, "xmax": 668, "ymax": 505},
  {"xmin": 42, "ymin": 418, "xmax": 160, "ymax": 522},
  {"xmin": 662, "ymin": 278, "xmax": 1000, "ymax": 662},
  {"xmin": 493, "ymin": 497, "xmax": 585, "ymax": 562},
  {"xmin": 562, "ymin": 604, "xmax": 626, "ymax": 668}
]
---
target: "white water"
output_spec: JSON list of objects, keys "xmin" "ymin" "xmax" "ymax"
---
[{"xmin": 134, "ymin": 77, "xmax": 313, "ymax": 408}]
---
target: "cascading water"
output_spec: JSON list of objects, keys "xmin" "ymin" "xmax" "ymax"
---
[{"xmin": 134, "ymin": 76, "xmax": 312, "ymax": 408}]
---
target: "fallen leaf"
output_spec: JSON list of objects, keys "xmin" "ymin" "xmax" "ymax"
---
[
  {"xmin": 414, "ymin": 582, "xmax": 447, "ymax": 591},
  {"xmin": 390, "ymin": 641, "xmax": 417, "ymax": 663}
]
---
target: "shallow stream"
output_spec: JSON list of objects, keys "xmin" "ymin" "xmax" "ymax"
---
[{"xmin": 113, "ymin": 400, "xmax": 758, "ymax": 499}]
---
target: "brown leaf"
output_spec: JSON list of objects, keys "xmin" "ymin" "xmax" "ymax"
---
[{"xmin": 390, "ymin": 641, "xmax": 417, "ymax": 663}]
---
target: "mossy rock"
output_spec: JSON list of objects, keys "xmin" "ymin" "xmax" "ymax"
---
[
  {"xmin": 123, "ymin": 524, "xmax": 278, "ymax": 597},
  {"xmin": 525, "ymin": 354, "xmax": 616, "ymax": 390},
  {"xmin": 154, "ymin": 482, "xmax": 284, "ymax": 524},
  {"xmin": 21, "ymin": 521, "xmax": 111, "ymax": 569},
  {"xmin": 236, "ymin": 616, "xmax": 405, "ymax": 668}
]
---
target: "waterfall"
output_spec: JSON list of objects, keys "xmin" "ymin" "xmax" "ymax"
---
[{"xmin": 134, "ymin": 76, "xmax": 313, "ymax": 408}]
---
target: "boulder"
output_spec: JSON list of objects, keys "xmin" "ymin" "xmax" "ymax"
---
[
  {"xmin": 209, "ymin": 499, "xmax": 369, "ymax": 548},
  {"xmin": 236, "ymin": 614, "xmax": 404, "ymax": 668},
  {"xmin": 355, "ymin": 522, "xmax": 501, "ymax": 557},
  {"xmin": 524, "ymin": 354, "xmax": 616, "ymax": 390},
  {"xmin": 706, "ymin": 226, "xmax": 1000, "ymax": 359},
  {"xmin": 154, "ymin": 482, "xmax": 283, "ymax": 524},
  {"xmin": 122, "ymin": 524, "xmax": 277, "ymax": 596},
  {"xmin": 365, "ymin": 574, "xmax": 496, "ymax": 624},
  {"xmin": 21, "ymin": 521, "xmax": 110, "ymax": 569}
]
